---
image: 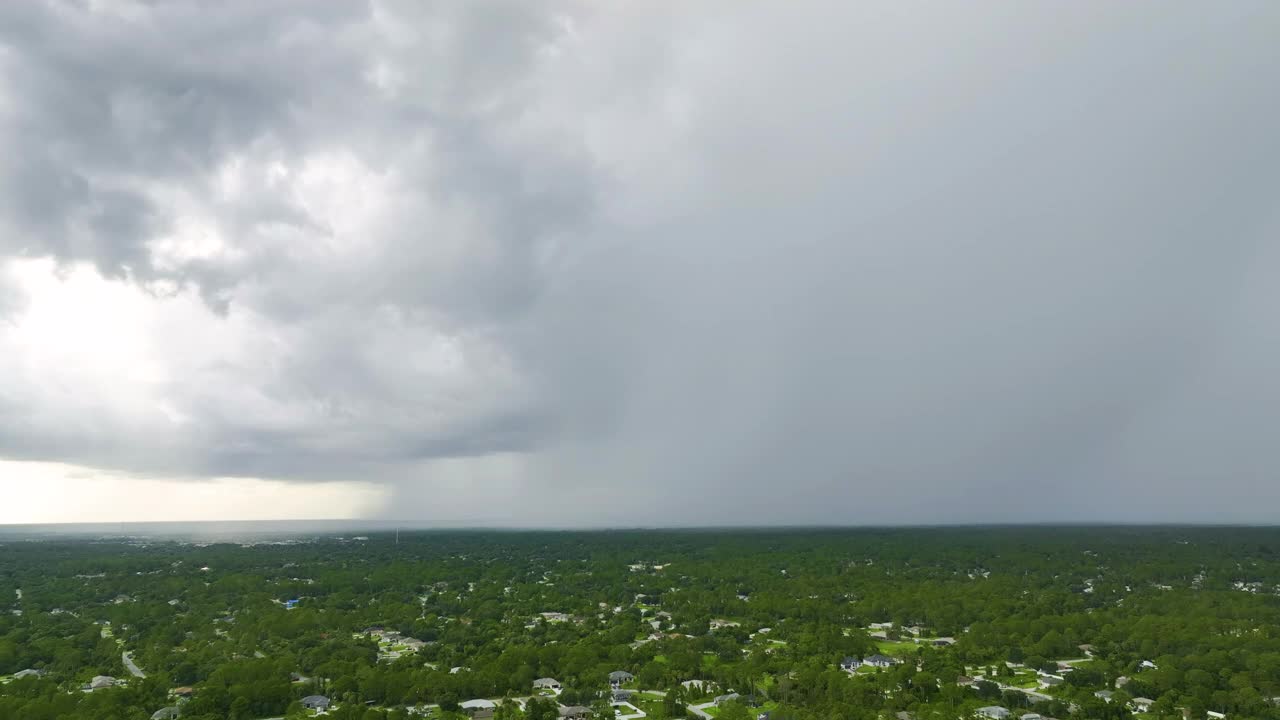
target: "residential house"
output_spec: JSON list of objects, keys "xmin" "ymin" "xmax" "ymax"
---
[
  {"xmin": 714, "ymin": 693, "xmax": 741, "ymax": 706},
  {"xmin": 609, "ymin": 670, "xmax": 634, "ymax": 688},
  {"xmin": 461, "ymin": 700, "xmax": 497, "ymax": 712},
  {"xmin": 932, "ymin": 637, "xmax": 956, "ymax": 646},
  {"xmin": 840, "ymin": 657, "xmax": 861, "ymax": 672},
  {"xmin": 170, "ymin": 687, "xmax": 195, "ymax": 698},
  {"xmin": 1206, "ymin": 712, "xmax": 1225, "ymax": 719},
  {"xmin": 864, "ymin": 654, "xmax": 897, "ymax": 668},
  {"xmin": 1020, "ymin": 714, "xmax": 1042, "ymax": 720},
  {"xmin": 534, "ymin": 678, "xmax": 562, "ymax": 691},
  {"xmin": 1130, "ymin": 698, "xmax": 1154, "ymax": 713},
  {"xmin": 151, "ymin": 708, "xmax": 181, "ymax": 720},
  {"xmin": 301, "ymin": 695, "xmax": 331, "ymax": 710},
  {"xmin": 1038, "ymin": 675, "xmax": 1064, "ymax": 688},
  {"xmin": 89, "ymin": 676, "xmax": 117, "ymax": 691},
  {"xmin": 613, "ymin": 689, "xmax": 634, "ymax": 702},
  {"xmin": 1140, "ymin": 660, "xmax": 1158, "ymax": 670},
  {"xmin": 956, "ymin": 675, "xmax": 975, "ymax": 686},
  {"xmin": 977, "ymin": 707, "xmax": 1010, "ymax": 719},
  {"xmin": 1094, "ymin": 690, "xmax": 1114, "ymax": 702},
  {"xmin": 558, "ymin": 706, "xmax": 591, "ymax": 720},
  {"xmin": 682, "ymin": 679, "xmax": 708, "ymax": 689}
]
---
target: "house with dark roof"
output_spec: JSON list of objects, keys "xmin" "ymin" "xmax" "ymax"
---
[
  {"xmin": 558, "ymin": 706, "xmax": 591, "ymax": 719},
  {"xmin": 840, "ymin": 656, "xmax": 861, "ymax": 672},
  {"xmin": 609, "ymin": 670, "xmax": 634, "ymax": 688},
  {"xmin": 151, "ymin": 707, "xmax": 181, "ymax": 720},
  {"xmin": 301, "ymin": 695, "xmax": 331, "ymax": 710},
  {"xmin": 864, "ymin": 654, "xmax": 897, "ymax": 668}
]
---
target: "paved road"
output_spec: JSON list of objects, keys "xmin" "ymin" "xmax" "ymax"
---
[
  {"xmin": 689, "ymin": 702, "xmax": 715, "ymax": 719},
  {"xmin": 122, "ymin": 651, "xmax": 146, "ymax": 678}
]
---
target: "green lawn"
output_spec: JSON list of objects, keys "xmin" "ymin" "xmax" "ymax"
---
[
  {"xmin": 875, "ymin": 639, "xmax": 920, "ymax": 657},
  {"xmin": 1008, "ymin": 674, "xmax": 1040, "ymax": 689},
  {"xmin": 630, "ymin": 697, "xmax": 664, "ymax": 717}
]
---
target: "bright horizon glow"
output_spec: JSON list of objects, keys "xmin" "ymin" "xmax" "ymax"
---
[{"xmin": 0, "ymin": 460, "xmax": 389, "ymax": 524}]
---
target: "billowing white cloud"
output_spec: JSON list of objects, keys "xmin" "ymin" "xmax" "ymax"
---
[{"xmin": 1, "ymin": 1, "xmax": 1279, "ymax": 525}]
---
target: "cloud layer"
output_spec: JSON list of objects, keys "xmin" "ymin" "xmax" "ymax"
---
[{"xmin": 1, "ymin": 1, "xmax": 1279, "ymax": 525}]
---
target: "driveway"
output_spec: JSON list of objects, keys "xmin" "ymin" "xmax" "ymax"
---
[{"xmin": 122, "ymin": 651, "xmax": 146, "ymax": 678}]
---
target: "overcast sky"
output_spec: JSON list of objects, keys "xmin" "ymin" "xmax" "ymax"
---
[{"xmin": 1, "ymin": 1, "xmax": 1279, "ymax": 526}]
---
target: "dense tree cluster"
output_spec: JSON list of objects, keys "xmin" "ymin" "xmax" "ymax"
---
[{"xmin": 1, "ymin": 528, "xmax": 1279, "ymax": 719}]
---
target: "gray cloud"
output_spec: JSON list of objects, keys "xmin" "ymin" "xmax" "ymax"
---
[{"xmin": 1, "ymin": 1, "xmax": 1279, "ymax": 524}]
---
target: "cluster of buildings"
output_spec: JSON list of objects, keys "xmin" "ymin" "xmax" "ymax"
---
[
  {"xmin": 360, "ymin": 626, "xmax": 430, "ymax": 662},
  {"xmin": 839, "ymin": 655, "xmax": 900, "ymax": 672}
]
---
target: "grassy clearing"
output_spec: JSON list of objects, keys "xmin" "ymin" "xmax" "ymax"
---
[
  {"xmin": 1008, "ymin": 674, "xmax": 1040, "ymax": 689},
  {"xmin": 631, "ymin": 697, "xmax": 664, "ymax": 717},
  {"xmin": 875, "ymin": 639, "xmax": 920, "ymax": 657}
]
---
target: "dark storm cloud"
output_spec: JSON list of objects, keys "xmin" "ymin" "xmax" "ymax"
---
[{"xmin": 1, "ymin": 1, "xmax": 1279, "ymax": 524}]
